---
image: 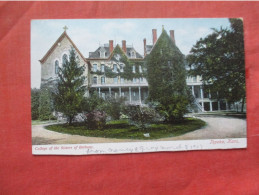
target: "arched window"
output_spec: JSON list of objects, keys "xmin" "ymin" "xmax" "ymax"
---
[
  {"xmin": 62, "ymin": 54, "xmax": 68, "ymax": 64},
  {"xmin": 55, "ymin": 60, "xmax": 59, "ymax": 74},
  {"xmin": 101, "ymin": 64, "xmax": 105, "ymax": 72},
  {"xmin": 101, "ymin": 76, "xmax": 105, "ymax": 84},
  {"xmin": 113, "ymin": 64, "xmax": 117, "ymax": 72},
  {"xmin": 93, "ymin": 76, "xmax": 97, "ymax": 84}
]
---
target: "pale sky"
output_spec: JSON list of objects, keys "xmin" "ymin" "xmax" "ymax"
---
[{"xmin": 31, "ymin": 18, "xmax": 230, "ymax": 88}]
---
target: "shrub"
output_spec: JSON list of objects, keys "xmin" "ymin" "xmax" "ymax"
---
[
  {"xmin": 98, "ymin": 97, "xmax": 126, "ymax": 120},
  {"xmin": 39, "ymin": 87, "xmax": 54, "ymax": 120},
  {"xmin": 124, "ymin": 105, "xmax": 157, "ymax": 131},
  {"xmin": 85, "ymin": 110, "xmax": 107, "ymax": 130}
]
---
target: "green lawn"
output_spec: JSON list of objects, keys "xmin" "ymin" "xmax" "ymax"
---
[
  {"xmin": 32, "ymin": 120, "xmax": 58, "ymax": 125},
  {"xmin": 45, "ymin": 118, "xmax": 206, "ymax": 140}
]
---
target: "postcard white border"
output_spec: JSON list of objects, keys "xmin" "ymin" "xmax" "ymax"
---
[{"xmin": 32, "ymin": 138, "xmax": 246, "ymax": 155}]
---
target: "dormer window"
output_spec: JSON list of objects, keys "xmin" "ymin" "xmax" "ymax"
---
[
  {"xmin": 100, "ymin": 51, "xmax": 105, "ymax": 58},
  {"xmin": 99, "ymin": 47, "xmax": 106, "ymax": 58},
  {"xmin": 131, "ymin": 51, "xmax": 136, "ymax": 58}
]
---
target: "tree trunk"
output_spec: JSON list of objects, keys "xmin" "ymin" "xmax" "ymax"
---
[{"xmin": 69, "ymin": 116, "xmax": 73, "ymax": 125}]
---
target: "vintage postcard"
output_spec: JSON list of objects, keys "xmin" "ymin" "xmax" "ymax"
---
[{"xmin": 31, "ymin": 18, "xmax": 246, "ymax": 155}]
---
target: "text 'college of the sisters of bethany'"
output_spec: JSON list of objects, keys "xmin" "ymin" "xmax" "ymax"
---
[{"xmin": 39, "ymin": 26, "xmax": 233, "ymax": 113}]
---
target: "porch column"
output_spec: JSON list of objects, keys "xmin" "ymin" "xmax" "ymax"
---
[
  {"xmin": 218, "ymin": 101, "xmax": 221, "ymax": 111},
  {"xmin": 119, "ymin": 87, "xmax": 122, "ymax": 97},
  {"xmin": 192, "ymin": 85, "xmax": 195, "ymax": 97},
  {"xmin": 129, "ymin": 87, "xmax": 132, "ymax": 102},
  {"xmin": 226, "ymin": 101, "xmax": 229, "ymax": 110},
  {"xmin": 200, "ymin": 86, "xmax": 204, "ymax": 99},
  {"xmin": 109, "ymin": 87, "xmax": 111, "ymax": 97},
  {"xmin": 210, "ymin": 101, "xmax": 213, "ymax": 111},
  {"xmin": 200, "ymin": 86, "xmax": 204, "ymax": 111},
  {"xmin": 98, "ymin": 87, "xmax": 101, "ymax": 97},
  {"xmin": 138, "ymin": 86, "xmax": 141, "ymax": 104}
]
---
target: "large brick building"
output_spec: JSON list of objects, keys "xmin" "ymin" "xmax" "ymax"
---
[{"xmin": 39, "ymin": 27, "xmax": 230, "ymax": 112}]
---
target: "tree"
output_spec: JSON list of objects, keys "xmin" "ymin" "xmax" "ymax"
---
[
  {"xmin": 145, "ymin": 28, "xmax": 191, "ymax": 122},
  {"xmin": 31, "ymin": 88, "xmax": 40, "ymax": 120},
  {"xmin": 39, "ymin": 87, "xmax": 54, "ymax": 120},
  {"xmin": 54, "ymin": 47, "xmax": 86, "ymax": 125},
  {"xmin": 187, "ymin": 18, "xmax": 245, "ymax": 112}
]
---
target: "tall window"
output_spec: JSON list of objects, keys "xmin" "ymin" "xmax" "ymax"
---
[
  {"xmin": 133, "ymin": 78, "xmax": 136, "ymax": 83},
  {"xmin": 139, "ymin": 65, "xmax": 142, "ymax": 73},
  {"xmin": 93, "ymin": 76, "xmax": 97, "ymax": 84},
  {"xmin": 101, "ymin": 76, "xmax": 105, "ymax": 84},
  {"xmin": 62, "ymin": 54, "xmax": 68, "ymax": 64},
  {"xmin": 193, "ymin": 76, "xmax": 197, "ymax": 82},
  {"xmin": 120, "ymin": 64, "xmax": 124, "ymax": 72},
  {"xmin": 113, "ymin": 64, "xmax": 117, "ymax": 72},
  {"xmin": 93, "ymin": 64, "xmax": 97, "ymax": 72},
  {"xmin": 132, "ymin": 65, "xmax": 136, "ymax": 73},
  {"xmin": 55, "ymin": 60, "xmax": 59, "ymax": 74},
  {"xmin": 120, "ymin": 77, "xmax": 124, "ymax": 84},
  {"xmin": 113, "ymin": 76, "xmax": 118, "ymax": 84},
  {"xmin": 101, "ymin": 64, "xmax": 105, "ymax": 72}
]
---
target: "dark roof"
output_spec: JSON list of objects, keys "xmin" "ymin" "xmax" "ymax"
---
[
  {"xmin": 89, "ymin": 46, "xmax": 111, "ymax": 59},
  {"xmin": 126, "ymin": 47, "xmax": 143, "ymax": 59},
  {"xmin": 88, "ymin": 44, "xmax": 143, "ymax": 59}
]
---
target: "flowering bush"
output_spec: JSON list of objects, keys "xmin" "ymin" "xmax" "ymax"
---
[
  {"xmin": 85, "ymin": 110, "xmax": 107, "ymax": 130},
  {"xmin": 124, "ymin": 105, "xmax": 157, "ymax": 131}
]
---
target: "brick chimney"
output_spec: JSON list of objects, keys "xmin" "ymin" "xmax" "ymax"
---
[
  {"xmin": 152, "ymin": 29, "xmax": 157, "ymax": 45},
  {"xmin": 109, "ymin": 40, "xmax": 113, "ymax": 53},
  {"xmin": 170, "ymin": 30, "xmax": 175, "ymax": 44},
  {"xmin": 122, "ymin": 40, "xmax": 126, "ymax": 53},
  {"xmin": 143, "ymin": 38, "xmax": 147, "ymax": 57}
]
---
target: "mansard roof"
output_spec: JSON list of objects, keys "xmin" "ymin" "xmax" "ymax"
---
[
  {"xmin": 39, "ymin": 31, "xmax": 88, "ymax": 64},
  {"xmin": 88, "ymin": 46, "xmax": 111, "ymax": 59},
  {"xmin": 88, "ymin": 43, "xmax": 143, "ymax": 60}
]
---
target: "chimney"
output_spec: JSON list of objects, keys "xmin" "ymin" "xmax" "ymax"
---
[
  {"xmin": 152, "ymin": 29, "xmax": 157, "ymax": 45},
  {"xmin": 122, "ymin": 40, "xmax": 126, "ymax": 53},
  {"xmin": 143, "ymin": 38, "xmax": 147, "ymax": 57},
  {"xmin": 109, "ymin": 40, "xmax": 114, "ymax": 53},
  {"xmin": 170, "ymin": 30, "xmax": 175, "ymax": 44}
]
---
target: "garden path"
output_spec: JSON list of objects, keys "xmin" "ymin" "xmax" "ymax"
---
[{"xmin": 32, "ymin": 116, "xmax": 246, "ymax": 145}]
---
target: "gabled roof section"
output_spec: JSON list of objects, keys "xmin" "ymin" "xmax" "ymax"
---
[
  {"xmin": 39, "ymin": 31, "xmax": 88, "ymax": 64},
  {"xmin": 108, "ymin": 44, "xmax": 128, "ymax": 61}
]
